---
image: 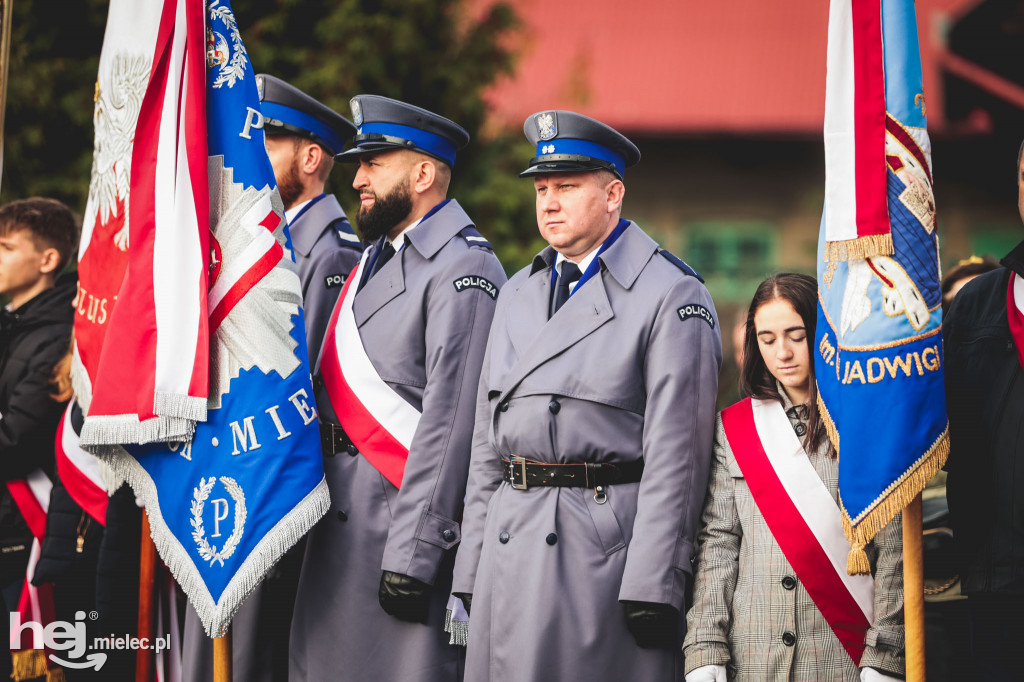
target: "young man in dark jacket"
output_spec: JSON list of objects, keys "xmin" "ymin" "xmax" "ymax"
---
[
  {"xmin": 944, "ymin": 143, "xmax": 1024, "ymax": 682},
  {"xmin": 0, "ymin": 197, "xmax": 78, "ymax": 676}
]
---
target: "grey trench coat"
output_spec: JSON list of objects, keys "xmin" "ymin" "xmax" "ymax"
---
[
  {"xmin": 452, "ymin": 222, "xmax": 722, "ymax": 681},
  {"xmin": 289, "ymin": 200, "xmax": 506, "ymax": 682}
]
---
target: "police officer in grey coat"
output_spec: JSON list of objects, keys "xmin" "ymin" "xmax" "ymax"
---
[
  {"xmin": 259, "ymin": 73, "xmax": 362, "ymax": 359},
  {"xmin": 450, "ymin": 111, "xmax": 722, "ymax": 681},
  {"xmin": 289, "ymin": 96, "xmax": 506, "ymax": 682},
  {"xmin": 180, "ymin": 75, "xmax": 361, "ymax": 682}
]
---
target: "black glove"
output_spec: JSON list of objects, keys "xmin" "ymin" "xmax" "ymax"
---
[
  {"xmin": 378, "ymin": 571, "xmax": 432, "ymax": 623},
  {"xmin": 453, "ymin": 592, "xmax": 473, "ymax": 616},
  {"xmin": 622, "ymin": 600, "xmax": 679, "ymax": 649}
]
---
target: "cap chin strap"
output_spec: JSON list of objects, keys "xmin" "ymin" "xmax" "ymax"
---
[{"xmin": 527, "ymin": 153, "xmax": 622, "ymax": 178}]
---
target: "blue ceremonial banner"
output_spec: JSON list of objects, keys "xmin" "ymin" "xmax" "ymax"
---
[
  {"xmin": 102, "ymin": 0, "xmax": 329, "ymax": 635},
  {"xmin": 816, "ymin": 0, "xmax": 948, "ymax": 573}
]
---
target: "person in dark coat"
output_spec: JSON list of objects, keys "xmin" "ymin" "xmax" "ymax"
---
[
  {"xmin": 944, "ymin": 141, "xmax": 1024, "ymax": 682},
  {"xmin": 0, "ymin": 197, "xmax": 78, "ymax": 678}
]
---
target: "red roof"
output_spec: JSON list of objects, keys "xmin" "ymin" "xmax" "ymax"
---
[{"xmin": 479, "ymin": 0, "xmax": 984, "ymax": 134}]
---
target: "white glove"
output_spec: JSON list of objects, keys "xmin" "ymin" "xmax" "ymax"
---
[
  {"xmin": 860, "ymin": 668, "xmax": 901, "ymax": 682},
  {"xmin": 686, "ymin": 664, "xmax": 727, "ymax": 682}
]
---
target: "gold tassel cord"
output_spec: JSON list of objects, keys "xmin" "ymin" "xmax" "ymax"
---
[
  {"xmin": 817, "ymin": 394, "xmax": 840, "ymax": 454},
  {"xmin": 10, "ymin": 649, "xmax": 48, "ymax": 681},
  {"xmin": 841, "ymin": 430, "xmax": 950, "ymax": 575},
  {"xmin": 824, "ymin": 233, "xmax": 894, "ymax": 262}
]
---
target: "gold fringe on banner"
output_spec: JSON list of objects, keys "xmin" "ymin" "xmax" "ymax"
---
[
  {"xmin": 10, "ymin": 649, "xmax": 48, "ymax": 681},
  {"xmin": 46, "ymin": 665, "xmax": 67, "ymax": 682},
  {"xmin": 824, "ymin": 233, "xmax": 894, "ymax": 262},
  {"xmin": 840, "ymin": 428, "xmax": 950, "ymax": 575}
]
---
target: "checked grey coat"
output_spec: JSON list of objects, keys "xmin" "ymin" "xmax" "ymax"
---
[
  {"xmin": 683, "ymin": 390, "xmax": 905, "ymax": 681},
  {"xmin": 451, "ymin": 222, "xmax": 722, "ymax": 682},
  {"xmin": 289, "ymin": 200, "xmax": 506, "ymax": 682}
]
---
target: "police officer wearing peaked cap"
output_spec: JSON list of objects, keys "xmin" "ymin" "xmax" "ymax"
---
[
  {"xmin": 451, "ymin": 111, "xmax": 722, "ymax": 681},
  {"xmin": 258, "ymin": 74, "xmax": 363, "ymax": 360},
  {"xmin": 290, "ymin": 95, "xmax": 505, "ymax": 682}
]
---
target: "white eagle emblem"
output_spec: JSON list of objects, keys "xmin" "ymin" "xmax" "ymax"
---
[
  {"xmin": 351, "ymin": 98, "xmax": 363, "ymax": 127},
  {"xmin": 191, "ymin": 476, "xmax": 247, "ymax": 567},
  {"xmin": 537, "ymin": 112, "xmax": 556, "ymax": 140},
  {"xmin": 207, "ymin": 0, "xmax": 249, "ymax": 89},
  {"xmin": 88, "ymin": 52, "xmax": 150, "ymax": 252}
]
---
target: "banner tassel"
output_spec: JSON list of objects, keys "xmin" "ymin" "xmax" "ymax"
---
[
  {"xmin": 10, "ymin": 650, "xmax": 48, "ymax": 681},
  {"xmin": 824, "ymin": 233, "xmax": 894, "ymax": 262}
]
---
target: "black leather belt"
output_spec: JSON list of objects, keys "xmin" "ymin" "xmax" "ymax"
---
[
  {"xmin": 501, "ymin": 455, "xmax": 644, "ymax": 491},
  {"xmin": 320, "ymin": 422, "xmax": 359, "ymax": 458}
]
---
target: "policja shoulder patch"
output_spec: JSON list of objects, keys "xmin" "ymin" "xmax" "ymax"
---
[
  {"xmin": 325, "ymin": 273, "xmax": 347, "ymax": 289},
  {"xmin": 678, "ymin": 303, "xmax": 715, "ymax": 329},
  {"xmin": 453, "ymin": 276, "xmax": 499, "ymax": 300}
]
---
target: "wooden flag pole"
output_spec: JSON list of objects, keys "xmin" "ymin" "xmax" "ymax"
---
[
  {"xmin": 903, "ymin": 492, "xmax": 926, "ymax": 682},
  {"xmin": 0, "ymin": 0, "xmax": 14, "ymax": 191},
  {"xmin": 213, "ymin": 629, "xmax": 232, "ymax": 682},
  {"xmin": 136, "ymin": 512, "xmax": 158, "ymax": 682}
]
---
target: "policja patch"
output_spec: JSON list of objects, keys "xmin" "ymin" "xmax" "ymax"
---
[
  {"xmin": 678, "ymin": 303, "xmax": 715, "ymax": 329},
  {"xmin": 324, "ymin": 273, "xmax": 346, "ymax": 289},
  {"xmin": 453, "ymin": 275, "xmax": 498, "ymax": 300}
]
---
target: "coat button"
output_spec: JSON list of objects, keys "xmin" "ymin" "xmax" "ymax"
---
[
  {"xmin": 499, "ymin": 531, "xmax": 510, "ymax": 544},
  {"xmin": 782, "ymin": 632, "xmax": 796, "ymax": 646},
  {"xmin": 781, "ymin": 576, "xmax": 796, "ymax": 590},
  {"xmin": 346, "ymin": 444, "xmax": 359, "ymax": 456},
  {"xmin": 499, "ymin": 402, "xmax": 509, "ymax": 413},
  {"xmin": 794, "ymin": 423, "xmax": 806, "ymax": 437},
  {"xmin": 441, "ymin": 529, "xmax": 456, "ymax": 542},
  {"xmin": 337, "ymin": 510, "xmax": 348, "ymax": 522},
  {"xmin": 548, "ymin": 399, "xmax": 561, "ymax": 414},
  {"xmin": 546, "ymin": 533, "xmax": 558, "ymax": 545}
]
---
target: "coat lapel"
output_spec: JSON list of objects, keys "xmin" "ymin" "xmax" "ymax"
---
[
  {"xmin": 353, "ymin": 242, "xmax": 406, "ymax": 327},
  {"xmin": 498, "ymin": 267, "xmax": 614, "ymax": 401}
]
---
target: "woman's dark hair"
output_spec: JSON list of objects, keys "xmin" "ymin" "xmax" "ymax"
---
[{"xmin": 740, "ymin": 273, "xmax": 832, "ymax": 455}]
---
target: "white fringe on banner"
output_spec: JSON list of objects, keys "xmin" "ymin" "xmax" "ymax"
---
[{"xmin": 99, "ymin": 444, "xmax": 330, "ymax": 637}]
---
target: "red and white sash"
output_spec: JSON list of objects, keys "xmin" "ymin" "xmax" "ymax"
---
[
  {"xmin": 6, "ymin": 470, "xmax": 59, "ymax": 681},
  {"xmin": 721, "ymin": 397, "xmax": 874, "ymax": 665},
  {"xmin": 319, "ymin": 253, "xmax": 421, "ymax": 488},
  {"xmin": 55, "ymin": 402, "xmax": 108, "ymax": 526},
  {"xmin": 1006, "ymin": 273, "xmax": 1024, "ymax": 373}
]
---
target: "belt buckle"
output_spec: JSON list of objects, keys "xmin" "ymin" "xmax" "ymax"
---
[{"xmin": 508, "ymin": 455, "xmax": 528, "ymax": 490}]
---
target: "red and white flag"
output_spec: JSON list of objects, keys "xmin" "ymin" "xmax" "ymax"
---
[
  {"xmin": 79, "ymin": 0, "xmax": 209, "ymax": 449},
  {"xmin": 823, "ymin": 0, "xmax": 892, "ymax": 261}
]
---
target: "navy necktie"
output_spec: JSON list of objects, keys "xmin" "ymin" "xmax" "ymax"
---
[
  {"xmin": 552, "ymin": 262, "xmax": 582, "ymax": 315},
  {"xmin": 372, "ymin": 241, "xmax": 396, "ymax": 277},
  {"xmin": 359, "ymin": 241, "xmax": 396, "ymax": 292}
]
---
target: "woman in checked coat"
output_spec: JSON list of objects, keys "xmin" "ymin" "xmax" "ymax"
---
[{"xmin": 683, "ymin": 274, "xmax": 905, "ymax": 682}]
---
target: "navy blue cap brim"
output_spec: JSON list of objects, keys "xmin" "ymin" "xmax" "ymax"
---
[
  {"xmin": 335, "ymin": 141, "xmax": 455, "ymax": 167},
  {"xmin": 519, "ymin": 157, "xmax": 623, "ymax": 180}
]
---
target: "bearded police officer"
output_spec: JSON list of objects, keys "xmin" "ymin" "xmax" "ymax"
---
[
  {"xmin": 451, "ymin": 111, "xmax": 722, "ymax": 681},
  {"xmin": 289, "ymin": 96, "xmax": 506, "ymax": 682},
  {"xmin": 258, "ymin": 73, "xmax": 362, "ymax": 358}
]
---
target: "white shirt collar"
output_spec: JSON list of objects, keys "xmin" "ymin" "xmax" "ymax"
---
[
  {"xmin": 387, "ymin": 216, "xmax": 423, "ymax": 250},
  {"xmin": 555, "ymin": 249, "xmax": 600, "ymax": 291},
  {"xmin": 284, "ymin": 199, "xmax": 312, "ymax": 225}
]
